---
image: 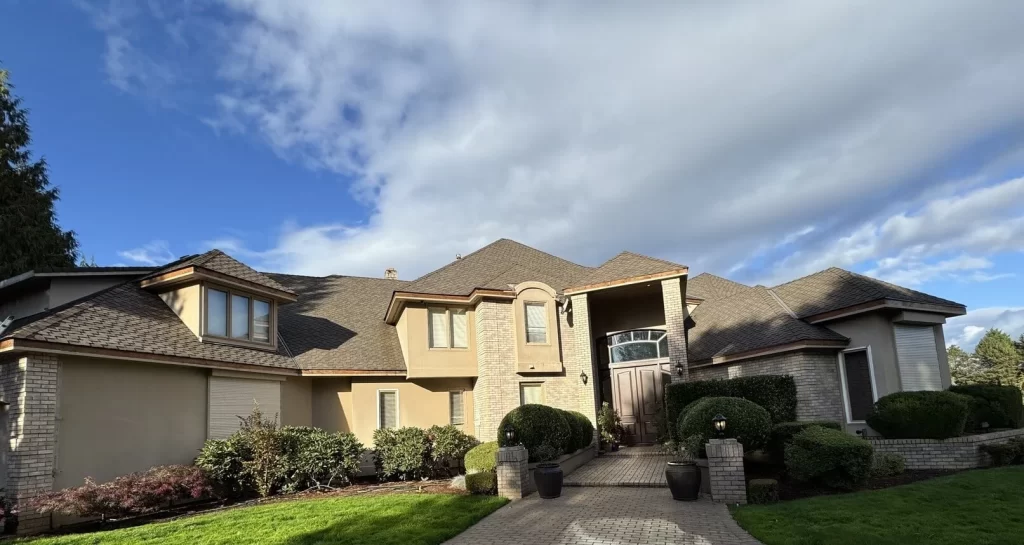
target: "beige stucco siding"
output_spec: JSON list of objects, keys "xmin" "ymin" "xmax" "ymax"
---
[
  {"xmin": 821, "ymin": 312, "xmax": 902, "ymax": 397},
  {"xmin": 280, "ymin": 376, "xmax": 313, "ymax": 427},
  {"xmin": 158, "ymin": 283, "xmax": 202, "ymax": 337},
  {"xmin": 399, "ymin": 304, "xmax": 477, "ymax": 378},
  {"xmin": 55, "ymin": 357, "xmax": 208, "ymax": 488},
  {"xmin": 312, "ymin": 377, "xmax": 475, "ymax": 445}
]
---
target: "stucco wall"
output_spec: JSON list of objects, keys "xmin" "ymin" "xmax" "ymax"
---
[
  {"xmin": 820, "ymin": 312, "xmax": 901, "ymax": 397},
  {"xmin": 312, "ymin": 377, "xmax": 475, "ymax": 445},
  {"xmin": 158, "ymin": 283, "xmax": 202, "ymax": 337},
  {"xmin": 55, "ymin": 357, "xmax": 208, "ymax": 488},
  {"xmin": 399, "ymin": 304, "xmax": 477, "ymax": 378},
  {"xmin": 0, "ymin": 276, "xmax": 132, "ymax": 323},
  {"xmin": 280, "ymin": 376, "xmax": 313, "ymax": 427},
  {"xmin": 689, "ymin": 349, "xmax": 844, "ymax": 423}
]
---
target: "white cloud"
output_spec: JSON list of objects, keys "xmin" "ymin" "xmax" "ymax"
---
[
  {"xmin": 945, "ymin": 308, "xmax": 1024, "ymax": 350},
  {"xmin": 118, "ymin": 240, "xmax": 175, "ymax": 266}
]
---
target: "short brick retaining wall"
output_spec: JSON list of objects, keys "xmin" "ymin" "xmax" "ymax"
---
[
  {"xmin": 498, "ymin": 445, "xmax": 596, "ymax": 499},
  {"xmin": 868, "ymin": 428, "xmax": 1024, "ymax": 470}
]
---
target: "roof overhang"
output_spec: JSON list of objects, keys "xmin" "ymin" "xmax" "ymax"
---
[
  {"xmin": 804, "ymin": 298, "xmax": 967, "ymax": 324},
  {"xmin": 298, "ymin": 369, "xmax": 407, "ymax": 377},
  {"xmin": 688, "ymin": 339, "xmax": 850, "ymax": 367},
  {"xmin": 563, "ymin": 268, "xmax": 689, "ymax": 296},
  {"xmin": 139, "ymin": 266, "xmax": 298, "ymax": 303},
  {"xmin": 385, "ymin": 289, "xmax": 516, "ymax": 324},
  {"xmin": 0, "ymin": 269, "xmax": 154, "ymax": 300}
]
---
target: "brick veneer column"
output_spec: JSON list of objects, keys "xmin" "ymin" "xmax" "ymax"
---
[
  {"xmin": 1, "ymin": 353, "xmax": 59, "ymax": 533},
  {"xmin": 661, "ymin": 277, "xmax": 689, "ymax": 383},
  {"xmin": 496, "ymin": 446, "xmax": 530, "ymax": 500},
  {"xmin": 474, "ymin": 300, "xmax": 519, "ymax": 441},
  {"xmin": 568, "ymin": 294, "xmax": 598, "ymax": 427},
  {"xmin": 705, "ymin": 438, "xmax": 747, "ymax": 504}
]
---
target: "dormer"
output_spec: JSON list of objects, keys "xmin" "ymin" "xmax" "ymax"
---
[{"xmin": 140, "ymin": 250, "xmax": 297, "ymax": 351}]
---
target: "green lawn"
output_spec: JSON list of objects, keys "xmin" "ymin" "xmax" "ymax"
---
[
  {"xmin": 733, "ymin": 466, "xmax": 1024, "ymax": 545},
  {"xmin": 24, "ymin": 493, "xmax": 508, "ymax": 545}
]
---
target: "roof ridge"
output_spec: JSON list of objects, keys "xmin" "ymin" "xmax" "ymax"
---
[
  {"xmin": 412, "ymin": 238, "xmax": 591, "ymax": 284},
  {"xmin": 618, "ymin": 250, "xmax": 687, "ymax": 270},
  {"xmin": 766, "ymin": 288, "xmax": 798, "ymax": 318},
  {"xmin": 268, "ymin": 271, "xmax": 411, "ymax": 283},
  {"xmin": 844, "ymin": 268, "xmax": 963, "ymax": 307}
]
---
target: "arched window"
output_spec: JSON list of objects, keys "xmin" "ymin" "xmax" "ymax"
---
[{"xmin": 606, "ymin": 329, "xmax": 669, "ymax": 364}]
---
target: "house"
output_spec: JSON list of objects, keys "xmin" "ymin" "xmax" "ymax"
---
[{"xmin": 0, "ymin": 238, "xmax": 965, "ymax": 531}]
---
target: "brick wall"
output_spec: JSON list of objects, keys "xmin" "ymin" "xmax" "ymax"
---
[
  {"xmin": 661, "ymin": 278, "xmax": 688, "ymax": 383},
  {"xmin": 1, "ymin": 353, "xmax": 60, "ymax": 533},
  {"xmin": 690, "ymin": 350, "xmax": 844, "ymax": 423},
  {"xmin": 868, "ymin": 428, "xmax": 1024, "ymax": 470},
  {"xmin": 705, "ymin": 438, "xmax": 746, "ymax": 504}
]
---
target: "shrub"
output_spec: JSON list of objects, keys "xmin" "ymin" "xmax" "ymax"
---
[
  {"xmin": 870, "ymin": 453, "xmax": 906, "ymax": 478},
  {"xmin": 768, "ymin": 421, "xmax": 842, "ymax": 461},
  {"xmin": 950, "ymin": 384, "xmax": 1023, "ymax": 430},
  {"xmin": 677, "ymin": 397, "xmax": 771, "ymax": 458},
  {"xmin": 32, "ymin": 465, "xmax": 211, "ymax": 519},
  {"xmin": 290, "ymin": 429, "xmax": 364, "ymax": 489},
  {"xmin": 597, "ymin": 402, "xmax": 622, "ymax": 444},
  {"xmin": 428, "ymin": 425, "xmax": 478, "ymax": 476},
  {"xmin": 195, "ymin": 434, "xmax": 252, "ymax": 498},
  {"xmin": 237, "ymin": 406, "xmax": 285, "ymax": 497},
  {"xmin": 498, "ymin": 404, "xmax": 572, "ymax": 462},
  {"xmin": 565, "ymin": 411, "xmax": 596, "ymax": 452},
  {"xmin": 373, "ymin": 427, "xmax": 431, "ymax": 480},
  {"xmin": 980, "ymin": 437, "xmax": 1024, "ymax": 467},
  {"xmin": 866, "ymin": 391, "xmax": 970, "ymax": 439},
  {"xmin": 665, "ymin": 376, "xmax": 796, "ymax": 440},
  {"xmin": 747, "ymin": 479, "xmax": 779, "ymax": 504},
  {"xmin": 465, "ymin": 442, "xmax": 499, "ymax": 473},
  {"xmin": 786, "ymin": 426, "xmax": 873, "ymax": 490},
  {"xmin": 465, "ymin": 472, "xmax": 496, "ymax": 495}
]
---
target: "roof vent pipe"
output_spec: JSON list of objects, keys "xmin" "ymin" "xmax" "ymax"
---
[
  {"xmin": 455, "ymin": 253, "xmax": 462, "ymax": 260},
  {"xmin": 384, "ymin": 268, "xmax": 398, "ymax": 280}
]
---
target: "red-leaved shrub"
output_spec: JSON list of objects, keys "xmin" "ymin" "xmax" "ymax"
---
[{"xmin": 31, "ymin": 465, "xmax": 211, "ymax": 519}]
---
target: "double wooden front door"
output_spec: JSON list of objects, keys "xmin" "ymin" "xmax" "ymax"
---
[{"xmin": 611, "ymin": 362, "xmax": 664, "ymax": 445}]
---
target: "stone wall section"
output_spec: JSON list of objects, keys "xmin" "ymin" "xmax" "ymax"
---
[
  {"xmin": 690, "ymin": 350, "xmax": 844, "ymax": 423},
  {"xmin": 1, "ymin": 353, "xmax": 60, "ymax": 533},
  {"xmin": 868, "ymin": 428, "xmax": 1024, "ymax": 470}
]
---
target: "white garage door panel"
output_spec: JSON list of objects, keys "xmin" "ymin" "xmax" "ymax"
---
[
  {"xmin": 894, "ymin": 325, "xmax": 942, "ymax": 392},
  {"xmin": 208, "ymin": 377, "xmax": 281, "ymax": 439}
]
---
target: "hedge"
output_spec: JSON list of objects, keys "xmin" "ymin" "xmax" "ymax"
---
[
  {"xmin": 31, "ymin": 466, "xmax": 212, "ymax": 519},
  {"xmin": 767, "ymin": 421, "xmax": 842, "ymax": 461},
  {"xmin": 747, "ymin": 478, "xmax": 779, "ymax": 505},
  {"xmin": 870, "ymin": 453, "xmax": 906, "ymax": 477},
  {"xmin": 980, "ymin": 437, "xmax": 1024, "ymax": 467},
  {"xmin": 866, "ymin": 391, "xmax": 970, "ymax": 439},
  {"xmin": 665, "ymin": 376, "xmax": 796, "ymax": 439},
  {"xmin": 465, "ymin": 442, "xmax": 498, "ymax": 473},
  {"xmin": 498, "ymin": 404, "xmax": 572, "ymax": 462},
  {"xmin": 565, "ymin": 411, "xmax": 596, "ymax": 451},
  {"xmin": 466, "ymin": 472, "xmax": 497, "ymax": 495},
  {"xmin": 677, "ymin": 397, "xmax": 771, "ymax": 457},
  {"xmin": 785, "ymin": 425, "xmax": 873, "ymax": 490},
  {"xmin": 373, "ymin": 427, "xmax": 431, "ymax": 480},
  {"xmin": 950, "ymin": 384, "xmax": 1024, "ymax": 430}
]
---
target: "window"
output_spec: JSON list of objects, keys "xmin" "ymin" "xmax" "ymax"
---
[
  {"xmin": 606, "ymin": 329, "xmax": 669, "ymax": 363},
  {"xmin": 204, "ymin": 286, "xmax": 272, "ymax": 344},
  {"xmin": 525, "ymin": 302, "xmax": 547, "ymax": 344},
  {"xmin": 378, "ymin": 390, "xmax": 398, "ymax": 429},
  {"xmin": 520, "ymin": 383, "xmax": 543, "ymax": 405},
  {"xmin": 450, "ymin": 391, "xmax": 465, "ymax": 426},
  {"xmin": 894, "ymin": 325, "xmax": 942, "ymax": 391},
  {"xmin": 840, "ymin": 348, "xmax": 877, "ymax": 423},
  {"xmin": 428, "ymin": 307, "xmax": 469, "ymax": 349}
]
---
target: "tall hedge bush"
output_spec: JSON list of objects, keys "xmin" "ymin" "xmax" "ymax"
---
[
  {"xmin": 949, "ymin": 384, "xmax": 1023, "ymax": 430},
  {"xmin": 565, "ymin": 411, "xmax": 596, "ymax": 451},
  {"xmin": 677, "ymin": 396, "xmax": 771, "ymax": 457},
  {"xmin": 785, "ymin": 425, "xmax": 873, "ymax": 490},
  {"xmin": 665, "ymin": 376, "xmax": 796, "ymax": 439},
  {"xmin": 498, "ymin": 404, "xmax": 572, "ymax": 462},
  {"xmin": 866, "ymin": 391, "xmax": 970, "ymax": 439}
]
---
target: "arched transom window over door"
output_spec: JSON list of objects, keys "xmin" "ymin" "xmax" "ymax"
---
[{"xmin": 607, "ymin": 329, "xmax": 669, "ymax": 364}]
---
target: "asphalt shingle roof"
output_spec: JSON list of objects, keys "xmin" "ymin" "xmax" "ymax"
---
[
  {"xmin": 570, "ymin": 252, "xmax": 686, "ymax": 290},
  {"xmin": 771, "ymin": 267, "xmax": 965, "ymax": 319},
  {"xmin": 403, "ymin": 239, "xmax": 592, "ymax": 295},
  {"xmin": 150, "ymin": 250, "xmax": 295, "ymax": 296},
  {"xmin": 269, "ymin": 274, "xmax": 409, "ymax": 372},
  {"xmin": 687, "ymin": 273, "xmax": 752, "ymax": 302}
]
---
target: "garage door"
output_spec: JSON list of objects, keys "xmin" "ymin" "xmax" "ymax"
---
[
  {"xmin": 208, "ymin": 377, "xmax": 281, "ymax": 439},
  {"xmin": 894, "ymin": 324, "xmax": 942, "ymax": 391}
]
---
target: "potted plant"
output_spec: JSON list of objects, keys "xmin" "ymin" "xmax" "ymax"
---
[
  {"xmin": 597, "ymin": 402, "xmax": 622, "ymax": 452},
  {"xmin": 532, "ymin": 446, "xmax": 564, "ymax": 499},
  {"xmin": 663, "ymin": 441, "xmax": 701, "ymax": 501}
]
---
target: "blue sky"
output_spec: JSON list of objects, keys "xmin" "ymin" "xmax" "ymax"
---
[{"xmin": 3, "ymin": 0, "xmax": 1024, "ymax": 349}]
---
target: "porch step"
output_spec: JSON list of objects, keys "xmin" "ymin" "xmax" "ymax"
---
[
  {"xmin": 563, "ymin": 454, "xmax": 671, "ymax": 488},
  {"xmin": 602, "ymin": 446, "xmax": 667, "ymax": 457}
]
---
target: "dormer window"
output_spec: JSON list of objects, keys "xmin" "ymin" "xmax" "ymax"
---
[{"xmin": 204, "ymin": 285, "xmax": 273, "ymax": 345}]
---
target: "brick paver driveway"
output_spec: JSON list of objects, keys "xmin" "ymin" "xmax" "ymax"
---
[
  {"xmin": 445, "ymin": 487, "xmax": 762, "ymax": 545},
  {"xmin": 564, "ymin": 452, "xmax": 668, "ymax": 488}
]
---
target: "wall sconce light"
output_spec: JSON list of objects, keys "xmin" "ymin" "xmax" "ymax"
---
[
  {"xmin": 580, "ymin": 370, "xmax": 588, "ymax": 385},
  {"xmin": 712, "ymin": 414, "xmax": 727, "ymax": 438},
  {"xmin": 676, "ymin": 363, "xmax": 685, "ymax": 377}
]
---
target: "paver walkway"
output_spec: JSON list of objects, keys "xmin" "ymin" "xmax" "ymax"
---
[
  {"xmin": 444, "ymin": 487, "xmax": 762, "ymax": 545},
  {"xmin": 564, "ymin": 447, "xmax": 671, "ymax": 487}
]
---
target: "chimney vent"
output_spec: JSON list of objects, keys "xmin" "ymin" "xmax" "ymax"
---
[
  {"xmin": 456, "ymin": 253, "xmax": 462, "ymax": 260},
  {"xmin": 384, "ymin": 268, "xmax": 398, "ymax": 280}
]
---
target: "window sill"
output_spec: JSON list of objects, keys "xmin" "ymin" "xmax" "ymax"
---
[{"xmin": 428, "ymin": 347, "xmax": 470, "ymax": 351}]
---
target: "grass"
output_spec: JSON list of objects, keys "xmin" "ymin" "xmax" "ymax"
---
[
  {"xmin": 23, "ymin": 493, "xmax": 508, "ymax": 545},
  {"xmin": 732, "ymin": 466, "xmax": 1024, "ymax": 545}
]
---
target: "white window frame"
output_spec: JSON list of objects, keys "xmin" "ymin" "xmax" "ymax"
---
[
  {"xmin": 519, "ymin": 382, "xmax": 544, "ymax": 406},
  {"xmin": 838, "ymin": 346, "xmax": 879, "ymax": 424},
  {"xmin": 428, "ymin": 307, "xmax": 469, "ymax": 350},
  {"xmin": 376, "ymin": 389, "xmax": 400, "ymax": 430},
  {"xmin": 449, "ymin": 390, "xmax": 465, "ymax": 426},
  {"xmin": 524, "ymin": 301, "xmax": 549, "ymax": 345}
]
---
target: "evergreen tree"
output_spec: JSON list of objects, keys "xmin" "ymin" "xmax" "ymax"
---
[
  {"xmin": 974, "ymin": 329, "xmax": 1021, "ymax": 386},
  {"xmin": 0, "ymin": 68, "xmax": 79, "ymax": 280}
]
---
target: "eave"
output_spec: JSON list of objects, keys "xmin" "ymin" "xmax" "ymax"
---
[
  {"xmin": 688, "ymin": 339, "xmax": 850, "ymax": 367},
  {"xmin": 140, "ymin": 266, "xmax": 298, "ymax": 303},
  {"xmin": 804, "ymin": 298, "xmax": 967, "ymax": 324},
  {"xmin": 385, "ymin": 289, "xmax": 516, "ymax": 324},
  {"xmin": 563, "ymin": 268, "xmax": 689, "ymax": 296}
]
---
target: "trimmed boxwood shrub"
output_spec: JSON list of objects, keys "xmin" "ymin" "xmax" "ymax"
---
[
  {"xmin": 678, "ymin": 397, "xmax": 771, "ymax": 457},
  {"xmin": 465, "ymin": 441, "xmax": 498, "ymax": 473},
  {"xmin": 565, "ymin": 411, "xmax": 596, "ymax": 452},
  {"xmin": 786, "ymin": 425, "xmax": 873, "ymax": 490},
  {"xmin": 950, "ymin": 384, "xmax": 1024, "ymax": 430},
  {"xmin": 665, "ymin": 376, "xmax": 796, "ymax": 439},
  {"xmin": 870, "ymin": 453, "xmax": 906, "ymax": 477},
  {"xmin": 866, "ymin": 391, "xmax": 971, "ymax": 439},
  {"xmin": 466, "ymin": 472, "xmax": 497, "ymax": 495},
  {"xmin": 373, "ymin": 427, "xmax": 430, "ymax": 480},
  {"xmin": 498, "ymin": 404, "xmax": 572, "ymax": 462},
  {"xmin": 768, "ymin": 421, "xmax": 842, "ymax": 461},
  {"xmin": 747, "ymin": 478, "xmax": 779, "ymax": 504}
]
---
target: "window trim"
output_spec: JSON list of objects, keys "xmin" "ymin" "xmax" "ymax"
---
[
  {"xmin": 427, "ymin": 307, "xmax": 470, "ymax": 350},
  {"xmin": 605, "ymin": 329, "xmax": 669, "ymax": 366},
  {"xmin": 202, "ymin": 283, "xmax": 276, "ymax": 349},
  {"xmin": 523, "ymin": 301, "xmax": 550, "ymax": 345},
  {"xmin": 838, "ymin": 346, "xmax": 879, "ymax": 424},
  {"xmin": 377, "ymin": 389, "xmax": 400, "ymax": 430},
  {"xmin": 519, "ymin": 382, "xmax": 544, "ymax": 406},
  {"xmin": 449, "ymin": 390, "xmax": 465, "ymax": 426}
]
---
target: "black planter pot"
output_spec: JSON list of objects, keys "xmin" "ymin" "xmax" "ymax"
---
[
  {"xmin": 665, "ymin": 461, "xmax": 701, "ymax": 501},
  {"xmin": 696, "ymin": 458, "xmax": 711, "ymax": 496},
  {"xmin": 533, "ymin": 463, "xmax": 563, "ymax": 499}
]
